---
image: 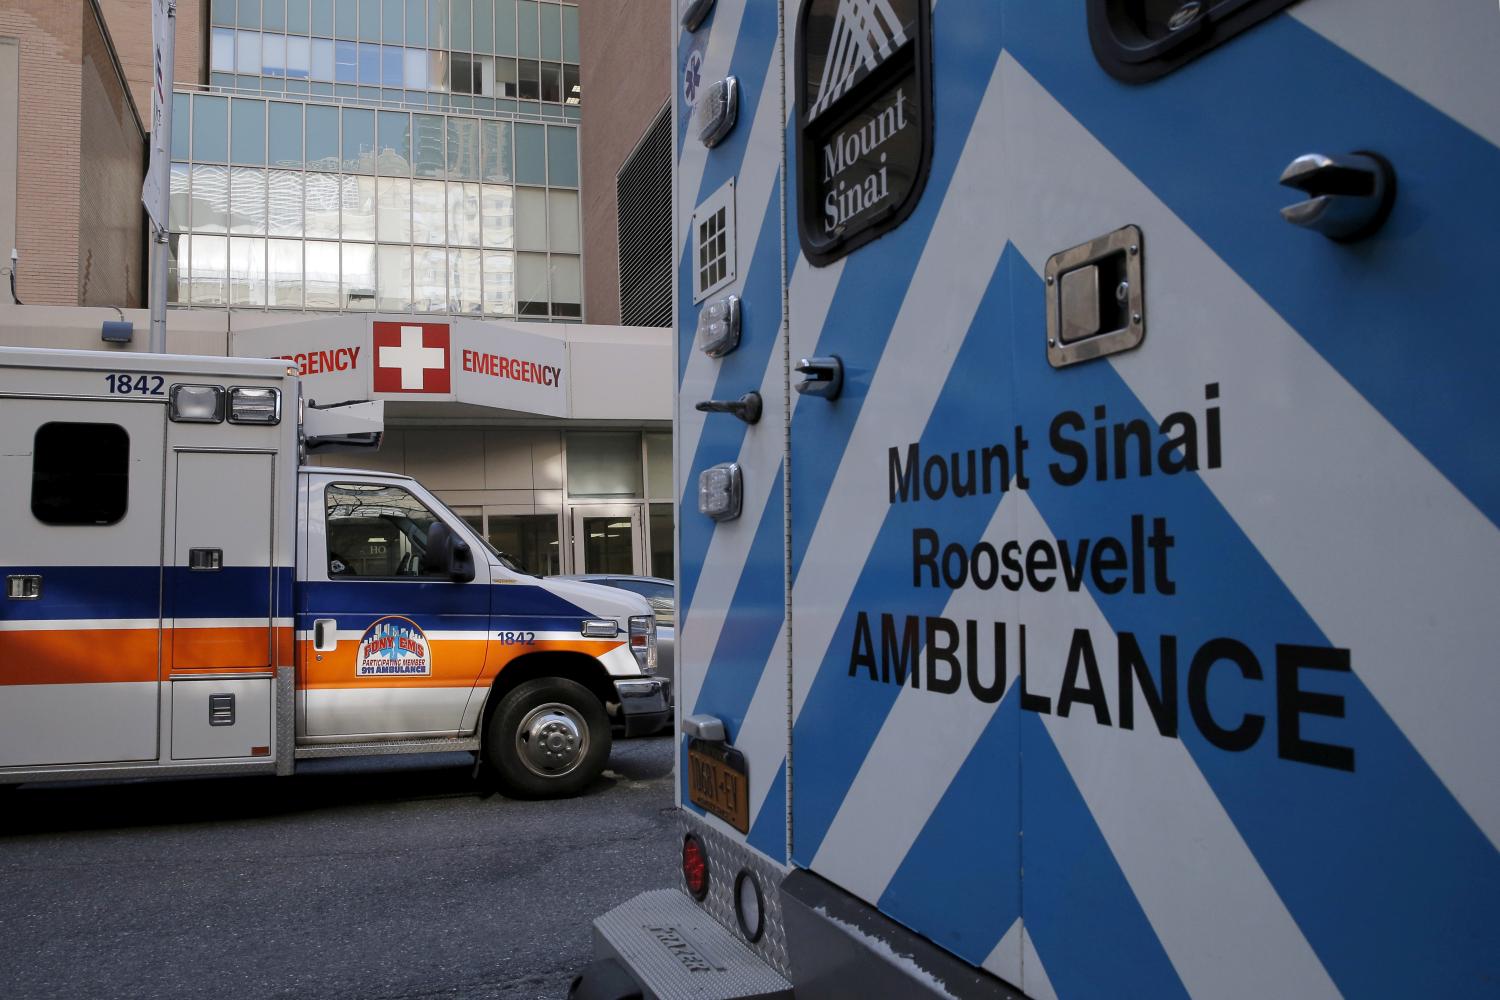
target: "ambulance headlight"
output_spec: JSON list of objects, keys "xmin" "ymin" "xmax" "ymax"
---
[
  {"xmin": 169, "ymin": 384, "xmax": 225, "ymax": 423},
  {"xmin": 696, "ymin": 294, "xmax": 740, "ymax": 358},
  {"xmin": 629, "ymin": 615, "xmax": 657, "ymax": 674},
  {"xmin": 229, "ymin": 387, "xmax": 282, "ymax": 425},
  {"xmin": 698, "ymin": 462, "xmax": 741, "ymax": 521},
  {"xmin": 696, "ymin": 76, "xmax": 739, "ymax": 148}
]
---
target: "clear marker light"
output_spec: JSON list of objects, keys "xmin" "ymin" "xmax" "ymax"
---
[
  {"xmin": 696, "ymin": 294, "xmax": 741, "ymax": 358},
  {"xmin": 169, "ymin": 384, "xmax": 225, "ymax": 423},
  {"xmin": 696, "ymin": 76, "xmax": 739, "ymax": 148},
  {"xmin": 698, "ymin": 462, "xmax": 742, "ymax": 521}
]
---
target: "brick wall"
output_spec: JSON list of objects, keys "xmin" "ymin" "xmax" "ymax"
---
[
  {"xmin": 99, "ymin": 0, "xmax": 205, "ymax": 116},
  {"xmin": 578, "ymin": 0, "xmax": 670, "ymax": 327}
]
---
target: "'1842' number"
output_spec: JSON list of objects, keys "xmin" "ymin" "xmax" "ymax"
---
[{"xmin": 105, "ymin": 374, "xmax": 165, "ymax": 396}]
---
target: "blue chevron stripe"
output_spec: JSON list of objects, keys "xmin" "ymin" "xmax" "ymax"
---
[
  {"xmin": 746, "ymin": 759, "xmax": 787, "ymax": 861},
  {"xmin": 791, "ymin": 243, "xmax": 1017, "ymax": 864},
  {"xmin": 1001, "ymin": 257, "xmax": 1500, "ymax": 997},
  {"xmin": 1007, "ymin": 3, "xmax": 1500, "ymax": 529}
]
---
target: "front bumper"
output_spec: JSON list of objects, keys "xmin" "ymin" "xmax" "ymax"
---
[{"xmin": 613, "ymin": 677, "xmax": 670, "ymax": 737}]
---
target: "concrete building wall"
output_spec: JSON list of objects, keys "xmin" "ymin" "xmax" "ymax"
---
[
  {"xmin": 578, "ymin": 0, "xmax": 670, "ymax": 327},
  {"xmin": 80, "ymin": 5, "xmax": 146, "ymax": 308}
]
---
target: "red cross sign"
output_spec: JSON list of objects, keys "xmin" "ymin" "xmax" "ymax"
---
[{"xmin": 372, "ymin": 322, "xmax": 451, "ymax": 394}]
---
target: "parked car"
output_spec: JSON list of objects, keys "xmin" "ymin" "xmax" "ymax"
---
[{"xmin": 552, "ymin": 575, "xmax": 674, "ymax": 707}]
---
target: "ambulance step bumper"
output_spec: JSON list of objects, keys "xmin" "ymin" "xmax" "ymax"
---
[{"xmin": 577, "ymin": 889, "xmax": 791, "ymax": 1000}]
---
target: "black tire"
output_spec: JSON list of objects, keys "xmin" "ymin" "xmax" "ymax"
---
[{"xmin": 485, "ymin": 677, "xmax": 611, "ymax": 798}]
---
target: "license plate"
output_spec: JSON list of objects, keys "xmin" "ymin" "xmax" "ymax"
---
[{"xmin": 687, "ymin": 739, "xmax": 750, "ymax": 833}]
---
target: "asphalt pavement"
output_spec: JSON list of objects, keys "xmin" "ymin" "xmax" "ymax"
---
[{"xmin": 0, "ymin": 735, "xmax": 678, "ymax": 1000}]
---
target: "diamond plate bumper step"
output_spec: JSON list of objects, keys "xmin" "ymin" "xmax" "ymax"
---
[{"xmin": 582, "ymin": 889, "xmax": 792, "ymax": 1000}]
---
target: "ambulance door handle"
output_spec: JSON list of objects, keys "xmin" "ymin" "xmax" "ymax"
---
[
  {"xmin": 313, "ymin": 619, "xmax": 338, "ymax": 652},
  {"xmin": 1279, "ymin": 151, "xmax": 1396, "ymax": 242}
]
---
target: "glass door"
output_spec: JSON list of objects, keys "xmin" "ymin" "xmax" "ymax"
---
[{"xmin": 569, "ymin": 504, "xmax": 643, "ymax": 574}]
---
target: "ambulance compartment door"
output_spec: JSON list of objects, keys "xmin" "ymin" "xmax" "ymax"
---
[{"xmin": 0, "ymin": 398, "xmax": 166, "ymax": 767}]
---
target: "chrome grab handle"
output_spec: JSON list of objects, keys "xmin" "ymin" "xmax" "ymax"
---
[
  {"xmin": 695, "ymin": 392, "xmax": 762, "ymax": 425},
  {"xmin": 313, "ymin": 619, "xmax": 338, "ymax": 652}
]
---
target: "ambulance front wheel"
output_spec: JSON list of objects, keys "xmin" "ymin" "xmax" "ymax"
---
[{"xmin": 486, "ymin": 677, "xmax": 611, "ymax": 798}]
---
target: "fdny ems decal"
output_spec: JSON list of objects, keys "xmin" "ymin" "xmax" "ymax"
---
[{"xmin": 356, "ymin": 616, "xmax": 433, "ymax": 677}]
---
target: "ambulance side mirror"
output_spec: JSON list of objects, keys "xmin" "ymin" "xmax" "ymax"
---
[{"xmin": 424, "ymin": 521, "xmax": 475, "ymax": 583}]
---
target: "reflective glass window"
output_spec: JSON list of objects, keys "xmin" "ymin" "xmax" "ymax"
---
[
  {"xmin": 188, "ymin": 234, "xmax": 229, "ymax": 305},
  {"xmin": 358, "ymin": 41, "xmax": 381, "ymax": 82},
  {"xmin": 447, "ymin": 117, "xmax": 480, "ymax": 180},
  {"xmin": 168, "ymin": 235, "xmax": 185, "ymax": 304},
  {"xmin": 262, "ymin": 33, "xmax": 286, "ymax": 75},
  {"xmin": 342, "ymin": 107, "xmax": 376, "ymax": 172},
  {"xmin": 495, "ymin": 0, "xmax": 516, "ymax": 54},
  {"xmin": 171, "ymin": 94, "xmax": 191, "ymax": 160},
  {"xmin": 193, "ymin": 95, "xmax": 229, "ymax": 162},
  {"xmin": 230, "ymin": 99, "xmax": 267, "ymax": 163},
  {"xmin": 190, "ymin": 164, "xmax": 230, "ymax": 232},
  {"xmin": 406, "ymin": 0, "xmax": 427, "ymax": 44},
  {"xmin": 516, "ymin": 0, "xmax": 538, "ymax": 57},
  {"xmin": 288, "ymin": 0, "xmax": 310, "ymax": 32},
  {"xmin": 474, "ymin": 0, "xmax": 494, "ymax": 54},
  {"xmin": 306, "ymin": 104, "xmax": 340, "ymax": 168},
  {"xmin": 452, "ymin": 0, "xmax": 473, "ymax": 49},
  {"xmin": 268, "ymin": 170, "xmax": 303, "ymax": 235},
  {"xmin": 230, "ymin": 167, "xmax": 268, "ymax": 234},
  {"xmin": 268, "ymin": 239, "xmax": 303, "ymax": 307},
  {"xmin": 429, "ymin": 0, "xmax": 450, "ymax": 49},
  {"xmin": 335, "ymin": 0, "xmax": 358, "ymax": 36},
  {"xmin": 481, "ymin": 184, "xmax": 513, "ymax": 248},
  {"xmin": 343, "ymin": 242, "xmax": 377, "ymax": 309},
  {"xmin": 515, "ymin": 187, "xmax": 546, "ymax": 250},
  {"xmin": 376, "ymin": 111, "xmax": 412, "ymax": 174},
  {"xmin": 547, "ymin": 189, "xmax": 578, "ymax": 253},
  {"xmin": 481, "ymin": 120, "xmax": 511, "ymax": 182},
  {"xmin": 495, "ymin": 57, "xmax": 518, "ymax": 98},
  {"xmin": 311, "ymin": 37, "xmax": 334, "ymax": 79},
  {"xmin": 448, "ymin": 182, "xmax": 481, "ymax": 247},
  {"xmin": 516, "ymin": 251, "xmax": 547, "ymax": 316},
  {"xmin": 265, "ymin": 0, "xmax": 287, "ymax": 30},
  {"xmin": 335, "ymin": 39, "xmax": 358, "ymax": 80},
  {"xmin": 239, "ymin": 0, "xmax": 263, "ymax": 29},
  {"xmin": 539, "ymin": 1, "xmax": 560, "ymax": 60},
  {"xmin": 212, "ymin": 0, "xmax": 236, "ymax": 27},
  {"xmin": 549, "ymin": 254, "xmax": 580, "ymax": 318},
  {"xmin": 513, "ymin": 122, "xmax": 545, "ymax": 184},
  {"xmin": 170, "ymin": 164, "xmax": 191, "ymax": 231},
  {"xmin": 413, "ymin": 114, "xmax": 445, "ymax": 176},
  {"xmin": 304, "ymin": 171, "xmax": 342, "ymax": 238},
  {"xmin": 539, "ymin": 62, "xmax": 561, "ymax": 103},
  {"xmin": 403, "ymin": 47, "xmax": 428, "ymax": 88},
  {"xmin": 381, "ymin": 45, "xmax": 403, "ymax": 85},
  {"xmin": 312, "ymin": 0, "xmax": 334, "ymax": 33},
  {"xmin": 561, "ymin": 4, "xmax": 577, "ymax": 61},
  {"xmin": 342, "ymin": 174, "xmax": 377, "ymax": 240},
  {"xmin": 413, "ymin": 246, "xmax": 447, "ymax": 311},
  {"xmin": 377, "ymin": 244, "xmax": 413, "ymax": 310},
  {"xmin": 267, "ymin": 102, "xmax": 303, "ymax": 166},
  {"xmin": 359, "ymin": 0, "xmax": 381, "ymax": 39},
  {"xmin": 428, "ymin": 50, "xmax": 450, "ymax": 92},
  {"xmin": 483, "ymin": 250, "xmax": 514, "ymax": 314},
  {"xmin": 211, "ymin": 27, "xmax": 236, "ymax": 72},
  {"xmin": 237, "ymin": 31, "xmax": 262, "ymax": 73},
  {"xmin": 383, "ymin": 0, "xmax": 405, "ymax": 41},
  {"xmin": 646, "ymin": 433, "xmax": 672, "ymax": 499},
  {"xmin": 563, "ymin": 63, "xmax": 579, "ymax": 105},
  {"xmin": 305, "ymin": 240, "xmax": 341, "ymax": 307},
  {"xmin": 546, "ymin": 125, "xmax": 577, "ymax": 186},
  {"xmin": 229, "ymin": 237, "xmax": 268, "ymax": 305},
  {"xmin": 411, "ymin": 179, "xmax": 446, "ymax": 243},
  {"xmin": 449, "ymin": 248, "xmax": 482, "ymax": 314},
  {"xmin": 286, "ymin": 36, "xmax": 311, "ymax": 77},
  {"xmin": 566, "ymin": 432, "xmax": 644, "ymax": 498},
  {"xmin": 517, "ymin": 59, "xmax": 539, "ymax": 100},
  {"xmin": 377, "ymin": 177, "xmax": 412, "ymax": 241}
]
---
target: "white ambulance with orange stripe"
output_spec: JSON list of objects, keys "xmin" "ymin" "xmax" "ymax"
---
[{"xmin": 0, "ymin": 347, "xmax": 667, "ymax": 797}]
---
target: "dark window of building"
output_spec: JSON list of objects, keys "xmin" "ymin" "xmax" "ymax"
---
[
  {"xmin": 617, "ymin": 104, "xmax": 673, "ymax": 328},
  {"xmin": 31, "ymin": 423, "xmax": 130, "ymax": 526},
  {"xmin": 517, "ymin": 59, "xmax": 540, "ymax": 100},
  {"xmin": 486, "ymin": 514, "xmax": 559, "ymax": 576}
]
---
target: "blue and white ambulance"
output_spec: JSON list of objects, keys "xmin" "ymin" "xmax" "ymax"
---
[
  {"xmin": 577, "ymin": 0, "xmax": 1500, "ymax": 996},
  {"xmin": 0, "ymin": 347, "xmax": 666, "ymax": 797}
]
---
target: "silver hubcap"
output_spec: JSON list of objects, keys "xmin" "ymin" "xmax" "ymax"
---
[{"xmin": 515, "ymin": 702, "xmax": 588, "ymax": 778}]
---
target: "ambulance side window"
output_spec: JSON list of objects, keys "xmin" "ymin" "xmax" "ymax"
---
[
  {"xmin": 1088, "ymin": 0, "xmax": 1299, "ymax": 83},
  {"xmin": 30, "ymin": 422, "xmax": 130, "ymax": 526},
  {"xmin": 324, "ymin": 482, "xmax": 447, "ymax": 579}
]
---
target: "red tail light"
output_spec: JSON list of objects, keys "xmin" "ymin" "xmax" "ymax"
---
[{"xmin": 682, "ymin": 834, "xmax": 709, "ymax": 899}]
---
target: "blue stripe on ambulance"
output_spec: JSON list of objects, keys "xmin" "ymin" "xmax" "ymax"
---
[
  {"xmin": 1006, "ymin": 2, "xmax": 1500, "ymax": 528},
  {"xmin": 1, "ymin": 566, "xmax": 295, "ymax": 622}
]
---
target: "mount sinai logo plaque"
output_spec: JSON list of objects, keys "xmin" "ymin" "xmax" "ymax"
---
[{"xmin": 796, "ymin": 0, "xmax": 932, "ymax": 266}]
